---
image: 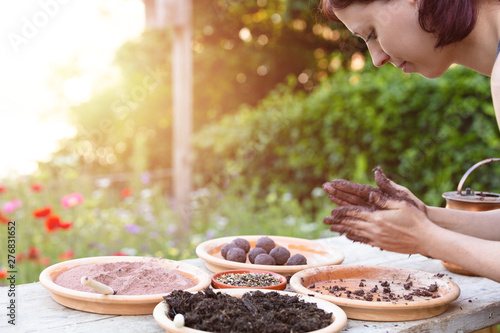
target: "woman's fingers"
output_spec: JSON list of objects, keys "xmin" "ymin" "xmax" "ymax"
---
[
  {"xmin": 324, "ymin": 179, "xmax": 377, "ymax": 198},
  {"xmin": 373, "ymin": 166, "xmax": 419, "ymax": 208},
  {"xmin": 323, "ymin": 180, "xmax": 379, "ymax": 208}
]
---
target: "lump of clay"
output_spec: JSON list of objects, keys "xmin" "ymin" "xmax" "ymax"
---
[
  {"xmin": 231, "ymin": 238, "xmax": 251, "ymax": 253},
  {"xmin": 221, "ymin": 243, "xmax": 238, "ymax": 259},
  {"xmin": 226, "ymin": 247, "xmax": 247, "ymax": 263},
  {"xmin": 286, "ymin": 254, "xmax": 307, "ymax": 265},
  {"xmin": 248, "ymin": 247, "xmax": 267, "ymax": 264},
  {"xmin": 254, "ymin": 253, "xmax": 276, "ymax": 265},
  {"xmin": 220, "ymin": 243, "xmax": 238, "ymax": 259},
  {"xmin": 255, "ymin": 236, "xmax": 276, "ymax": 254},
  {"xmin": 269, "ymin": 246, "xmax": 291, "ymax": 265}
]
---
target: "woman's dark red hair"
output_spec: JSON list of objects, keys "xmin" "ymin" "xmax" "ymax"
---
[{"xmin": 321, "ymin": 0, "xmax": 478, "ymax": 48}]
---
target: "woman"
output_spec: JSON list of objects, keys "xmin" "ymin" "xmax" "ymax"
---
[{"xmin": 320, "ymin": 0, "xmax": 500, "ymax": 282}]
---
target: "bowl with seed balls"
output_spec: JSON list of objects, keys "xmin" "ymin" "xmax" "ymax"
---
[{"xmin": 212, "ymin": 269, "xmax": 287, "ymax": 290}]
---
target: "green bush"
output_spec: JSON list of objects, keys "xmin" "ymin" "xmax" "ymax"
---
[{"xmin": 193, "ymin": 54, "xmax": 500, "ymax": 212}]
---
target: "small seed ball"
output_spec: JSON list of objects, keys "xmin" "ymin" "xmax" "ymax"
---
[
  {"xmin": 221, "ymin": 243, "xmax": 238, "ymax": 259},
  {"xmin": 226, "ymin": 247, "xmax": 247, "ymax": 263},
  {"xmin": 248, "ymin": 247, "xmax": 267, "ymax": 264},
  {"xmin": 254, "ymin": 253, "xmax": 276, "ymax": 265},
  {"xmin": 286, "ymin": 253, "xmax": 307, "ymax": 265},
  {"xmin": 255, "ymin": 236, "xmax": 276, "ymax": 254},
  {"xmin": 269, "ymin": 246, "xmax": 291, "ymax": 265},
  {"xmin": 231, "ymin": 238, "xmax": 251, "ymax": 253}
]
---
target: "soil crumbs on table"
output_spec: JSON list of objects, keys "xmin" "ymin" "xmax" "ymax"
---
[
  {"xmin": 307, "ymin": 274, "xmax": 444, "ymax": 303},
  {"xmin": 163, "ymin": 288, "xmax": 332, "ymax": 332}
]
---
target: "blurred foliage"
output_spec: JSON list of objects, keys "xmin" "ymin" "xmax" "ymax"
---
[
  {"xmin": 41, "ymin": 0, "xmax": 364, "ymax": 185},
  {"xmin": 192, "ymin": 56, "xmax": 500, "ymax": 209},
  {"xmin": 40, "ymin": 0, "xmax": 499, "ymax": 216}
]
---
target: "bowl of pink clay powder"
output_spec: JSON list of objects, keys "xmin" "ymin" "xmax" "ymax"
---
[{"xmin": 39, "ymin": 256, "xmax": 212, "ymax": 315}]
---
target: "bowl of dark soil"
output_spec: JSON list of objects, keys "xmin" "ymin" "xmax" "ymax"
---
[
  {"xmin": 39, "ymin": 256, "xmax": 212, "ymax": 315},
  {"xmin": 212, "ymin": 269, "xmax": 287, "ymax": 290},
  {"xmin": 290, "ymin": 265, "xmax": 460, "ymax": 321},
  {"xmin": 153, "ymin": 288, "xmax": 347, "ymax": 333}
]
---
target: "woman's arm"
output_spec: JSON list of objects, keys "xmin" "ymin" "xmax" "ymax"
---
[
  {"xmin": 491, "ymin": 56, "xmax": 500, "ymax": 130},
  {"xmin": 426, "ymin": 206, "xmax": 500, "ymax": 241},
  {"xmin": 325, "ymin": 198, "xmax": 500, "ymax": 282}
]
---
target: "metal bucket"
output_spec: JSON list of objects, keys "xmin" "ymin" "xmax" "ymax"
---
[{"xmin": 441, "ymin": 158, "xmax": 500, "ymax": 275}]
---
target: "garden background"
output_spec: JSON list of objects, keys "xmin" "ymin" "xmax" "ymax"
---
[{"xmin": 1, "ymin": 0, "xmax": 499, "ymax": 285}]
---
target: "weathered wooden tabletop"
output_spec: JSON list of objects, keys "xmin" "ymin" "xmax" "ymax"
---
[{"xmin": 1, "ymin": 235, "xmax": 499, "ymax": 333}]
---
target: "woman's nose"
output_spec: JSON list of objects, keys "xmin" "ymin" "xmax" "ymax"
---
[{"xmin": 368, "ymin": 44, "xmax": 390, "ymax": 67}]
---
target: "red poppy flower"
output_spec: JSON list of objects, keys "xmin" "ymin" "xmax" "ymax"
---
[
  {"xmin": 31, "ymin": 183, "xmax": 44, "ymax": 192},
  {"xmin": 0, "ymin": 268, "xmax": 7, "ymax": 279},
  {"xmin": 0, "ymin": 185, "xmax": 6, "ymax": 194},
  {"xmin": 28, "ymin": 246, "xmax": 40, "ymax": 261},
  {"xmin": 0, "ymin": 214, "xmax": 9, "ymax": 225},
  {"xmin": 33, "ymin": 206, "xmax": 52, "ymax": 218},
  {"xmin": 59, "ymin": 249, "xmax": 74, "ymax": 261},
  {"xmin": 39, "ymin": 257, "xmax": 51, "ymax": 266},
  {"xmin": 121, "ymin": 187, "xmax": 132, "ymax": 198},
  {"xmin": 45, "ymin": 215, "xmax": 62, "ymax": 232},
  {"xmin": 59, "ymin": 221, "xmax": 73, "ymax": 229},
  {"xmin": 111, "ymin": 251, "xmax": 128, "ymax": 256},
  {"xmin": 16, "ymin": 253, "xmax": 25, "ymax": 263}
]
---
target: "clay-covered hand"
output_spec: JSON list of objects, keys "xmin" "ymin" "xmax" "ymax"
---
[
  {"xmin": 323, "ymin": 166, "xmax": 426, "ymax": 212},
  {"xmin": 324, "ymin": 191, "xmax": 433, "ymax": 254}
]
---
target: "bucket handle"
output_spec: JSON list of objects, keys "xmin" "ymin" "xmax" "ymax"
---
[{"xmin": 457, "ymin": 158, "xmax": 500, "ymax": 195}]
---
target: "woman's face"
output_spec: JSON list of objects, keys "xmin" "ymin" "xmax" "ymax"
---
[{"xmin": 334, "ymin": 0, "xmax": 454, "ymax": 78}]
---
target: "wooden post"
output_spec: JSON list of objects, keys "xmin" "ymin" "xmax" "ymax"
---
[
  {"xmin": 172, "ymin": 1, "xmax": 193, "ymax": 227},
  {"xmin": 143, "ymin": 0, "xmax": 193, "ymax": 228}
]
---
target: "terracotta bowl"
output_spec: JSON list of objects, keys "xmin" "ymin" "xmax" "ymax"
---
[
  {"xmin": 211, "ymin": 269, "xmax": 287, "ymax": 290},
  {"xmin": 153, "ymin": 288, "xmax": 348, "ymax": 333},
  {"xmin": 290, "ymin": 265, "xmax": 461, "ymax": 322},
  {"xmin": 196, "ymin": 235, "xmax": 344, "ymax": 275},
  {"xmin": 39, "ymin": 256, "xmax": 212, "ymax": 315}
]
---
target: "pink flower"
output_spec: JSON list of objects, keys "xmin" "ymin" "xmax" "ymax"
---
[
  {"xmin": 30, "ymin": 183, "xmax": 44, "ymax": 192},
  {"xmin": 3, "ymin": 199, "xmax": 22, "ymax": 213},
  {"xmin": 61, "ymin": 193, "xmax": 84, "ymax": 208}
]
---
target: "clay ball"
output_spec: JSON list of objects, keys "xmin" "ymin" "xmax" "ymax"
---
[
  {"xmin": 248, "ymin": 247, "xmax": 267, "ymax": 264},
  {"xmin": 226, "ymin": 247, "xmax": 247, "ymax": 263},
  {"xmin": 269, "ymin": 246, "xmax": 291, "ymax": 265},
  {"xmin": 221, "ymin": 243, "xmax": 238, "ymax": 259},
  {"xmin": 231, "ymin": 238, "xmax": 251, "ymax": 253},
  {"xmin": 255, "ymin": 236, "xmax": 276, "ymax": 254},
  {"xmin": 254, "ymin": 253, "xmax": 276, "ymax": 265},
  {"xmin": 286, "ymin": 253, "xmax": 307, "ymax": 265}
]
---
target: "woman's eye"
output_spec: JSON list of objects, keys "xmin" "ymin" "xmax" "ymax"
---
[{"xmin": 366, "ymin": 31, "xmax": 377, "ymax": 42}]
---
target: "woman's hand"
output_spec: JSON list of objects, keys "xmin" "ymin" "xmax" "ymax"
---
[
  {"xmin": 324, "ymin": 192, "xmax": 435, "ymax": 255},
  {"xmin": 323, "ymin": 166, "xmax": 427, "ymax": 212}
]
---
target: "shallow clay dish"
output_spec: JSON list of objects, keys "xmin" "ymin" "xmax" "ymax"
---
[
  {"xmin": 290, "ymin": 265, "xmax": 460, "ymax": 321},
  {"xmin": 212, "ymin": 269, "xmax": 287, "ymax": 290},
  {"xmin": 196, "ymin": 235, "xmax": 344, "ymax": 275},
  {"xmin": 153, "ymin": 288, "xmax": 347, "ymax": 333},
  {"xmin": 39, "ymin": 256, "xmax": 212, "ymax": 315}
]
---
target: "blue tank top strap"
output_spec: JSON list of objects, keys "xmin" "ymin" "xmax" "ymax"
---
[{"xmin": 497, "ymin": 39, "xmax": 500, "ymax": 58}]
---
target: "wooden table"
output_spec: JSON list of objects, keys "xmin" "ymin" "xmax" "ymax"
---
[{"xmin": 1, "ymin": 236, "xmax": 499, "ymax": 333}]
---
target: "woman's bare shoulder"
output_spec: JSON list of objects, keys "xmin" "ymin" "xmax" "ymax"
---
[{"xmin": 491, "ymin": 57, "xmax": 500, "ymax": 129}]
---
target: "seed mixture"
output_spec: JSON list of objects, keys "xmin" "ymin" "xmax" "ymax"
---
[
  {"xmin": 216, "ymin": 272, "xmax": 282, "ymax": 287},
  {"xmin": 163, "ymin": 288, "xmax": 332, "ymax": 332}
]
